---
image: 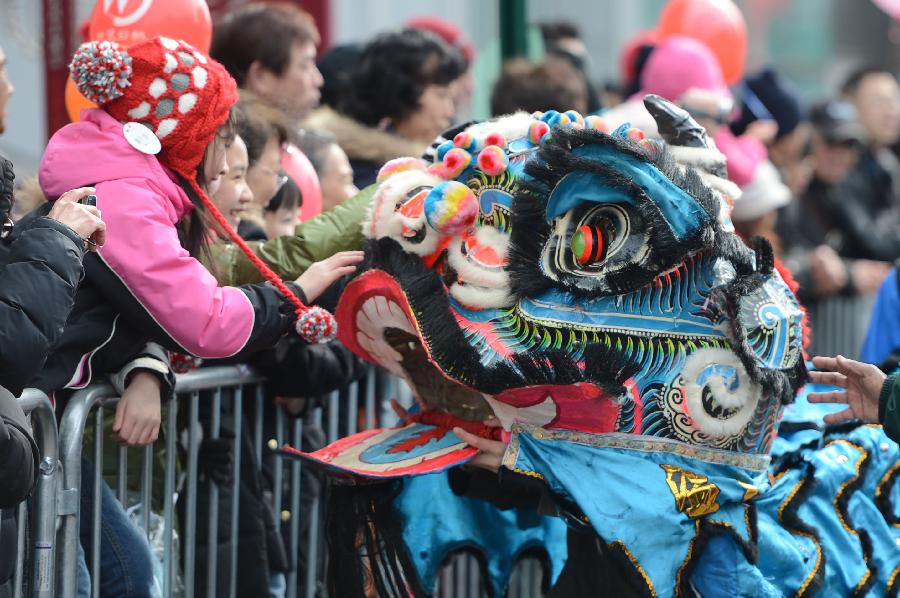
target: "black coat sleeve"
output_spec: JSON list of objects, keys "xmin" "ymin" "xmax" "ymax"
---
[
  {"xmin": 821, "ymin": 173, "xmax": 900, "ymax": 261},
  {"xmin": 0, "ymin": 217, "xmax": 84, "ymax": 394},
  {"xmin": 250, "ymin": 337, "xmax": 367, "ymax": 398},
  {"xmin": 0, "ymin": 386, "xmax": 39, "ymax": 507},
  {"xmin": 82, "ymin": 252, "xmax": 303, "ymax": 361}
]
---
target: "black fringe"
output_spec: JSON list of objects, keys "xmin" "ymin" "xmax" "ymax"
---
[{"xmin": 325, "ymin": 480, "xmax": 427, "ymax": 598}]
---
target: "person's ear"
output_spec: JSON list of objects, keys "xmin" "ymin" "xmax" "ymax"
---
[{"xmin": 246, "ymin": 60, "xmax": 273, "ymax": 95}]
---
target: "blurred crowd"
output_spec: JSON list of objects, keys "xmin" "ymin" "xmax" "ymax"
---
[{"xmin": 2, "ymin": 2, "xmax": 900, "ymax": 597}]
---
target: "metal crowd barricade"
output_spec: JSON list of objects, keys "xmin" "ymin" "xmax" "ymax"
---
[
  {"xmin": 48, "ymin": 364, "xmax": 546, "ymax": 598},
  {"xmin": 807, "ymin": 293, "xmax": 877, "ymax": 359},
  {"xmin": 12, "ymin": 390, "xmax": 58, "ymax": 598}
]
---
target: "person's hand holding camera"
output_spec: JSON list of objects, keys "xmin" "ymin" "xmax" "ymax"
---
[{"xmin": 47, "ymin": 186, "xmax": 106, "ymax": 251}]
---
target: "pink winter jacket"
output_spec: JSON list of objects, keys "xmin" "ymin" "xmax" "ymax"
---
[{"xmin": 39, "ymin": 109, "xmax": 296, "ymax": 360}]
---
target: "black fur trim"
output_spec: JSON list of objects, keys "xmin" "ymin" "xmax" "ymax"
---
[
  {"xmin": 361, "ymin": 236, "xmax": 641, "ymax": 397},
  {"xmin": 507, "ymin": 125, "xmax": 722, "ymax": 300},
  {"xmin": 715, "ymin": 235, "xmax": 809, "ymax": 404}
]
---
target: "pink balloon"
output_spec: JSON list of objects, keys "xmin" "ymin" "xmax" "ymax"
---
[
  {"xmin": 282, "ymin": 145, "xmax": 322, "ymax": 222},
  {"xmin": 874, "ymin": 0, "xmax": 900, "ymax": 19}
]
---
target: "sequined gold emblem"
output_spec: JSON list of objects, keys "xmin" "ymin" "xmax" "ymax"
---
[{"xmin": 661, "ymin": 464, "xmax": 721, "ymax": 518}]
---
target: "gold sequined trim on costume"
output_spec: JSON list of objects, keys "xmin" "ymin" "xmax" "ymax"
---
[
  {"xmin": 777, "ymin": 475, "xmax": 822, "ymax": 597},
  {"xmin": 608, "ymin": 541, "xmax": 657, "ymax": 598}
]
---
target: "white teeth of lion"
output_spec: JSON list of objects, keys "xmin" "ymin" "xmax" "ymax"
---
[
  {"xmin": 354, "ymin": 296, "xmax": 417, "ymax": 376},
  {"xmin": 374, "ymin": 296, "xmax": 390, "ymax": 319},
  {"xmin": 389, "ymin": 301, "xmax": 408, "ymax": 326}
]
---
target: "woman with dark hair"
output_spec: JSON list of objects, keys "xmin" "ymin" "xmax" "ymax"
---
[{"xmin": 306, "ymin": 28, "xmax": 466, "ymax": 188}]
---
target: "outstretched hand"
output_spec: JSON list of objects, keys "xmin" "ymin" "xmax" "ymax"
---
[
  {"xmin": 807, "ymin": 355, "xmax": 886, "ymax": 425},
  {"xmin": 294, "ymin": 251, "xmax": 364, "ymax": 303}
]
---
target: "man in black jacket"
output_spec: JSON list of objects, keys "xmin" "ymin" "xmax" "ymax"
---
[{"xmin": 0, "ymin": 150, "xmax": 105, "ymax": 597}]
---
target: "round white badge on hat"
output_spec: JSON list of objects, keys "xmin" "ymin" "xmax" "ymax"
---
[{"xmin": 123, "ymin": 122, "xmax": 161, "ymax": 155}]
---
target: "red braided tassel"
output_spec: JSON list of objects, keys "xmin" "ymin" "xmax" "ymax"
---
[{"xmin": 190, "ymin": 179, "xmax": 337, "ymax": 344}]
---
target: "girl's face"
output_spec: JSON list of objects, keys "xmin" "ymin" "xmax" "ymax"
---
[
  {"xmin": 202, "ymin": 127, "xmax": 230, "ymax": 196},
  {"xmin": 246, "ymin": 136, "xmax": 284, "ymax": 210},
  {"xmin": 211, "ymin": 136, "xmax": 253, "ymax": 229},
  {"xmin": 263, "ymin": 204, "xmax": 300, "ymax": 239}
]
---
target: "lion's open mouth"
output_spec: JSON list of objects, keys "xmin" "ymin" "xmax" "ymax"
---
[{"xmin": 336, "ymin": 268, "xmax": 641, "ymax": 435}]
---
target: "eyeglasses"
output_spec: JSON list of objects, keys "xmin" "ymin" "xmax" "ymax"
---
[{"xmin": 260, "ymin": 166, "xmax": 289, "ymax": 191}]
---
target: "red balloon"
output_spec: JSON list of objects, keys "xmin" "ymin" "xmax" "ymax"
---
[
  {"xmin": 65, "ymin": 76, "xmax": 97, "ymax": 123},
  {"xmin": 657, "ymin": 0, "xmax": 747, "ymax": 85},
  {"xmin": 87, "ymin": 0, "xmax": 212, "ymax": 52}
]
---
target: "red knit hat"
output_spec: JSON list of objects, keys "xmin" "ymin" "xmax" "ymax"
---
[
  {"xmin": 72, "ymin": 37, "xmax": 236, "ymax": 184},
  {"xmin": 70, "ymin": 38, "xmax": 337, "ymax": 344}
]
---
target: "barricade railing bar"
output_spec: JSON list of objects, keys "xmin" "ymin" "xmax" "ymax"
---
[
  {"xmin": 11, "ymin": 365, "xmax": 545, "ymax": 598},
  {"xmin": 13, "ymin": 390, "xmax": 58, "ymax": 598}
]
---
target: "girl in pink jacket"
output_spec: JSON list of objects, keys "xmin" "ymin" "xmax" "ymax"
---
[
  {"xmin": 33, "ymin": 38, "xmax": 360, "ymax": 398},
  {"xmin": 24, "ymin": 38, "xmax": 360, "ymax": 597}
]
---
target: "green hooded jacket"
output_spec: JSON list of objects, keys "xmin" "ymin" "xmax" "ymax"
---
[
  {"xmin": 208, "ymin": 184, "xmax": 375, "ymax": 285},
  {"xmin": 879, "ymin": 372, "xmax": 900, "ymax": 442}
]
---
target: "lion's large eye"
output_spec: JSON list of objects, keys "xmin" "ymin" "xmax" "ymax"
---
[{"xmin": 571, "ymin": 217, "xmax": 614, "ymax": 267}]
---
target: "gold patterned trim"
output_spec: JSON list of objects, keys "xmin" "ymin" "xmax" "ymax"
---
[
  {"xmin": 509, "ymin": 467, "xmax": 545, "ymax": 481},
  {"xmin": 509, "ymin": 424, "xmax": 771, "ymax": 472},
  {"xmin": 830, "ymin": 439, "xmax": 866, "ymax": 534},
  {"xmin": 888, "ymin": 566, "xmax": 900, "ymax": 595},
  {"xmin": 674, "ymin": 520, "xmax": 701, "ymax": 594},
  {"xmin": 777, "ymin": 476, "xmax": 822, "ymax": 597},
  {"xmin": 827, "ymin": 439, "xmax": 873, "ymax": 595},
  {"xmin": 744, "ymin": 505, "xmax": 755, "ymax": 544},
  {"xmin": 608, "ymin": 541, "xmax": 657, "ymax": 597}
]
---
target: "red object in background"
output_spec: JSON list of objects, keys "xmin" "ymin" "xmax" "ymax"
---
[
  {"xmin": 42, "ymin": 0, "xmax": 76, "ymax": 139},
  {"xmin": 63, "ymin": 0, "xmax": 215, "ymax": 124},
  {"xmin": 87, "ymin": 0, "xmax": 213, "ymax": 52},
  {"xmin": 657, "ymin": 0, "xmax": 747, "ymax": 85},
  {"xmin": 50, "ymin": 0, "xmax": 331, "ymax": 138},
  {"xmin": 619, "ymin": 28, "xmax": 659, "ymax": 86}
]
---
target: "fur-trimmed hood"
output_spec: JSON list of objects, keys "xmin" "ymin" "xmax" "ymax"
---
[{"xmin": 304, "ymin": 106, "xmax": 426, "ymax": 166}]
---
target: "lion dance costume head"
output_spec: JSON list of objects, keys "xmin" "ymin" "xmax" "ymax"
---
[{"xmin": 287, "ymin": 97, "xmax": 900, "ymax": 597}]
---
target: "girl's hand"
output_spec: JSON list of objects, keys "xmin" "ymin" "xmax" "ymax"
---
[
  {"xmin": 112, "ymin": 371, "xmax": 162, "ymax": 446},
  {"xmin": 294, "ymin": 251, "xmax": 364, "ymax": 303}
]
